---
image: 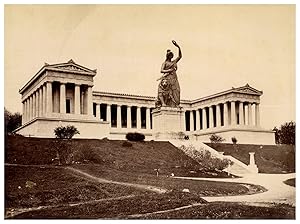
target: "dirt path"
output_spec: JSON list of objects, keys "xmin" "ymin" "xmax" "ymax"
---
[
  {"xmin": 174, "ymin": 173, "xmax": 295, "ymax": 206},
  {"xmin": 66, "ymin": 167, "xmax": 168, "ymax": 194},
  {"xmin": 124, "ymin": 202, "xmax": 205, "ymax": 218}
]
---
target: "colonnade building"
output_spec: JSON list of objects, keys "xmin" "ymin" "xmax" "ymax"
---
[{"xmin": 15, "ymin": 60, "xmax": 275, "ymax": 144}]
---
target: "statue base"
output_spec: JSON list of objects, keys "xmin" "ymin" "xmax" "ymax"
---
[{"xmin": 152, "ymin": 106, "xmax": 185, "ymax": 140}]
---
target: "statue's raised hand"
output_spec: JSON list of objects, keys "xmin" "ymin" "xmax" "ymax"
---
[{"xmin": 172, "ymin": 40, "xmax": 179, "ymax": 48}]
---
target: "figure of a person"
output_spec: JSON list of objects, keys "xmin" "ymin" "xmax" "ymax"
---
[{"xmin": 157, "ymin": 40, "xmax": 182, "ymax": 107}]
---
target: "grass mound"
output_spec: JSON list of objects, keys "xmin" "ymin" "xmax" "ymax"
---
[
  {"xmin": 205, "ymin": 143, "xmax": 295, "ymax": 173},
  {"xmin": 6, "ymin": 135, "xmax": 231, "ymax": 177}
]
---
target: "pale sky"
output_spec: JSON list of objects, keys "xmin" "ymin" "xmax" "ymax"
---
[{"xmin": 4, "ymin": 4, "xmax": 295, "ymax": 129}]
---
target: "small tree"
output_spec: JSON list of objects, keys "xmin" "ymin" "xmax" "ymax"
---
[
  {"xmin": 209, "ymin": 134, "xmax": 225, "ymax": 143},
  {"xmin": 54, "ymin": 125, "xmax": 80, "ymax": 139},
  {"xmin": 4, "ymin": 108, "xmax": 22, "ymax": 134},
  {"xmin": 53, "ymin": 125, "xmax": 80, "ymax": 165},
  {"xmin": 273, "ymin": 121, "xmax": 295, "ymax": 145}
]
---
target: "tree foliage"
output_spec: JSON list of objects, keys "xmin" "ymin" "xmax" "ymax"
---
[
  {"xmin": 273, "ymin": 121, "xmax": 295, "ymax": 145},
  {"xmin": 54, "ymin": 125, "xmax": 80, "ymax": 139},
  {"xmin": 4, "ymin": 108, "xmax": 22, "ymax": 134},
  {"xmin": 209, "ymin": 134, "xmax": 225, "ymax": 143}
]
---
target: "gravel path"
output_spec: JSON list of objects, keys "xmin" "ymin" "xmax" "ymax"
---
[{"xmin": 174, "ymin": 173, "xmax": 295, "ymax": 206}]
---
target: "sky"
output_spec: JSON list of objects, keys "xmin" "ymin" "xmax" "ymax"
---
[{"xmin": 4, "ymin": 4, "xmax": 295, "ymax": 129}]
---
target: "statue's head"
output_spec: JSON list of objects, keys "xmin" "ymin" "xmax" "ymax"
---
[{"xmin": 166, "ymin": 49, "xmax": 173, "ymax": 60}]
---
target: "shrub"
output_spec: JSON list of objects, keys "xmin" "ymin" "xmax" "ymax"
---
[
  {"xmin": 122, "ymin": 141, "xmax": 133, "ymax": 147},
  {"xmin": 179, "ymin": 144, "xmax": 232, "ymax": 171},
  {"xmin": 126, "ymin": 132, "xmax": 145, "ymax": 141},
  {"xmin": 209, "ymin": 134, "xmax": 225, "ymax": 143},
  {"xmin": 54, "ymin": 125, "xmax": 80, "ymax": 139},
  {"xmin": 231, "ymin": 137, "xmax": 237, "ymax": 144}
]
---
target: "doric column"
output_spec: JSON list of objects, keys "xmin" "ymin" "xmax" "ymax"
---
[
  {"xmin": 146, "ymin": 107, "xmax": 151, "ymax": 129},
  {"xmin": 230, "ymin": 101, "xmax": 236, "ymax": 126},
  {"xmin": 182, "ymin": 109, "xmax": 186, "ymax": 131},
  {"xmin": 196, "ymin": 109, "xmax": 200, "ymax": 130},
  {"xmin": 29, "ymin": 95, "xmax": 33, "ymax": 120},
  {"xmin": 223, "ymin": 102, "xmax": 228, "ymax": 127},
  {"xmin": 96, "ymin": 104, "xmax": 100, "ymax": 119},
  {"xmin": 87, "ymin": 86, "xmax": 93, "ymax": 116},
  {"xmin": 117, "ymin": 105, "xmax": 122, "ymax": 128},
  {"xmin": 39, "ymin": 88, "xmax": 43, "ymax": 117},
  {"xmin": 209, "ymin": 106, "xmax": 214, "ymax": 128},
  {"xmin": 248, "ymin": 103, "xmax": 253, "ymax": 126},
  {"xmin": 74, "ymin": 84, "xmax": 80, "ymax": 114},
  {"xmin": 239, "ymin": 101, "xmax": 244, "ymax": 125},
  {"xmin": 42, "ymin": 84, "xmax": 46, "ymax": 116},
  {"xmin": 189, "ymin": 110, "xmax": 194, "ymax": 131},
  {"xmin": 136, "ymin": 106, "xmax": 141, "ymax": 129},
  {"xmin": 255, "ymin": 103, "xmax": 260, "ymax": 126},
  {"xmin": 22, "ymin": 101, "xmax": 25, "ymax": 125},
  {"xmin": 60, "ymin": 83, "xmax": 66, "ymax": 114},
  {"xmin": 127, "ymin": 106, "xmax": 132, "ymax": 129},
  {"xmin": 202, "ymin": 108, "xmax": 207, "ymax": 129},
  {"xmin": 32, "ymin": 92, "xmax": 36, "ymax": 118},
  {"xmin": 245, "ymin": 104, "xmax": 249, "ymax": 125},
  {"xmin": 28, "ymin": 97, "xmax": 31, "ymax": 121},
  {"xmin": 46, "ymin": 81, "xmax": 53, "ymax": 115},
  {"xmin": 106, "ymin": 104, "xmax": 111, "ymax": 123},
  {"xmin": 216, "ymin": 104, "xmax": 221, "ymax": 127},
  {"xmin": 35, "ymin": 91, "xmax": 39, "ymax": 117}
]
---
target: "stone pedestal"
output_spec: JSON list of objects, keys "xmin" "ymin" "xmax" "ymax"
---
[
  {"xmin": 248, "ymin": 152, "xmax": 259, "ymax": 173},
  {"xmin": 152, "ymin": 106, "xmax": 185, "ymax": 140}
]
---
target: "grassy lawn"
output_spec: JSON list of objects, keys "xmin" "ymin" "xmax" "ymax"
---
[
  {"xmin": 206, "ymin": 143, "xmax": 295, "ymax": 173},
  {"xmin": 72, "ymin": 164, "xmax": 266, "ymax": 196},
  {"xmin": 5, "ymin": 136, "xmax": 293, "ymax": 219},
  {"xmin": 5, "ymin": 166, "xmax": 144, "ymax": 209},
  {"xmin": 283, "ymin": 178, "xmax": 295, "ymax": 187},
  {"xmin": 137, "ymin": 202, "xmax": 295, "ymax": 219},
  {"xmin": 11, "ymin": 191, "xmax": 206, "ymax": 219}
]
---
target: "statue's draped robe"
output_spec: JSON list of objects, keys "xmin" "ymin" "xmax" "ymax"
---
[{"xmin": 158, "ymin": 60, "xmax": 180, "ymax": 107}]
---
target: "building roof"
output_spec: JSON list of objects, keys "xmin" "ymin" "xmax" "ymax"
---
[
  {"xmin": 93, "ymin": 84, "xmax": 263, "ymax": 103},
  {"xmin": 19, "ymin": 59, "xmax": 97, "ymax": 94}
]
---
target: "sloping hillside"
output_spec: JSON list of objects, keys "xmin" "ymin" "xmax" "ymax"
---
[
  {"xmin": 205, "ymin": 143, "xmax": 295, "ymax": 173},
  {"xmin": 6, "ymin": 135, "xmax": 226, "ymax": 177}
]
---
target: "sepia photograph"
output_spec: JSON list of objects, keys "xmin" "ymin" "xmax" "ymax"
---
[{"xmin": 3, "ymin": 2, "xmax": 296, "ymax": 219}]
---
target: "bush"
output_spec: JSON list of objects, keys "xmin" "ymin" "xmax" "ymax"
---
[
  {"xmin": 54, "ymin": 125, "xmax": 80, "ymax": 139},
  {"xmin": 122, "ymin": 141, "xmax": 133, "ymax": 147},
  {"xmin": 231, "ymin": 137, "xmax": 237, "ymax": 144},
  {"xmin": 179, "ymin": 144, "xmax": 232, "ymax": 171},
  {"xmin": 126, "ymin": 132, "xmax": 145, "ymax": 141},
  {"xmin": 209, "ymin": 134, "xmax": 225, "ymax": 143}
]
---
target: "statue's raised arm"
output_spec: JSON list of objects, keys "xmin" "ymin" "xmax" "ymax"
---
[{"xmin": 172, "ymin": 40, "xmax": 182, "ymax": 63}]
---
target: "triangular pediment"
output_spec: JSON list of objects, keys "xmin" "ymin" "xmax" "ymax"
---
[
  {"xmin": 233, "ymin": 84, "xmax": 263, "ymax": 95},
  {"xmin": 46, "ymin": 59, "xmax": 96, "ymax": 75}
]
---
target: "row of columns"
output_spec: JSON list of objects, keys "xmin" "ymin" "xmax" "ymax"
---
[
  {"xmin": 22, "ymin": 82, "xmax": 53, "ymax": 124},
  {"xmin": 22, "ymin": 81, "xmax": 93, "ymax": 124},
  {"xmin": 186, "ymin": 101, "xmax": 260, "ymax": 132},
  {"xmin": 94, "ymin": 104, "xmax": 152, "ymax": 130}
]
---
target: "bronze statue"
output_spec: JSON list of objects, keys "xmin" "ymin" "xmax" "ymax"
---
[{"xmin": 156, "ymin": 40, "xmax": 182, "ymax": 108}]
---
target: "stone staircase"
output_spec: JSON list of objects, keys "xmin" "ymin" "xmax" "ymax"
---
[{"xmin": 169, "ymin": 140, "xmax": 258, "ymax": 177}]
